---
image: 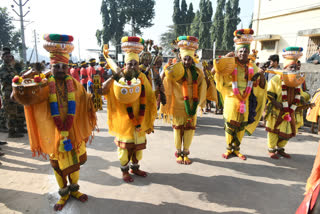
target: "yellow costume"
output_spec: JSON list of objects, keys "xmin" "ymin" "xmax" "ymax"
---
[
  {"xmin": 160, "ymin": 36, "xmax": 207, "ymax": 164},
  {"xmin": 214, "ymin": 29, "xmax": 267, "ymax": 160},
  {"xmin": 306, "ymin": 89, "xmax": 320, "ymax": 123},
  {"xmin": 23, "ymin": 34, "xmax": 96, "ymax": 210},
  {"xmin": 104, "ymin": 36, "xmax": 157, "ymax": 181},
  {"xmin": 265, "ymin": 46, "xmax": 310, "ymax": 158}
]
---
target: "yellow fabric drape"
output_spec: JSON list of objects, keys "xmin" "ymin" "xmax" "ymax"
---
[
  {"xmin": 265, "ymin": 75, "xmax": 308, "ymax": 138},
  {"xmin": 25, "ymin": 79, "xmax": 97, "ymax": 158},
  {"xmin": 160, "ymin": 66, "xmax": 207, "ymax": 121},
  {"xmin": 125, "ymin": 52, "xmax": 139, "ymax": 64},
  {"xmin": 206, "ymin": 81, "xmax": 218, "ymax": 102},
  {"xmin": 214, "ymin": 61, "xmax": 267, "ymax": 135},
  {"xmin": 306, "ymin": 89, "xmax": 320, "ymax": 123},
  {"xmin": 104, "ymin": 71, "xmax": 157, "ymax": 141}
]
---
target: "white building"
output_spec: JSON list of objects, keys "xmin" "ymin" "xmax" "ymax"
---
[{"xmin": 252, "ymin": 0, "xmax": 320, "ymax": 63}]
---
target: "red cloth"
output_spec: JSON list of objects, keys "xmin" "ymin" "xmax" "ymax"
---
[
  {"xmin": 87, "ymin": 66, "xmax": 96, "ymax": 83},
  {"xmin": 70, "ymin": 68, "xmax": 80, "ymax": 82},
  {"xmin": 296, "ymin": 180, "xmax": 320, "ymax": 214},
  {"xmin": 68, "ymin": 67, "xmax": 71, "ymax": 75},
  {"xmin": 80, "ymin": 67, "xmax": 88, "ymax": 84},
  {"xmin": 98, "ymin": 66, "xmax": 105, "ymax": 82}
]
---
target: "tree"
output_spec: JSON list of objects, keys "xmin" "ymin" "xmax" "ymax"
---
[
  {"xmin": 0, "ymin": 7, "xmax": 22, "ymax": 56},
  {"xmin": 221, "ymin": 0, "xmax": 233, "ymax": 50},
  {"xmin": 231, "ymin": 0, "xmax": 241, "ymax": 34},
  {"xmin": 96, "ymin": 0, "xmax": 155, "ymax": 59},
  {"xmin": 199, "ymin": 0, "xmax": 213, "ymax": 49},
  {"xmin": 160, "ymin": 25, "xmax": 176, "ymax": 55},
  {"xmin": 125, "ymin": 0, "xmax": 155, "ymax": 36},
  {"xmin": 172, "ymin": 0, "xmax": 195, "ymax": 37},
  {"xmin": 249, "ymin": 13, "xmax": 253, "ymax": 29},
  {"xmin": 211, "ymin": 0, "xmax": 225, "ymax": 50},
  {"xmin": 186, "ymin": 3, "xmax": 195, "ymax": 35},
  {"xmin": 190, "ymin": 10, "xmax": 200, "ymax": 38}
]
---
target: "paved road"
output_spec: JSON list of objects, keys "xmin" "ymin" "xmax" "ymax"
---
[{"xmin": 0, "ymin": 105, "xmax": 319, "ymax": 214}]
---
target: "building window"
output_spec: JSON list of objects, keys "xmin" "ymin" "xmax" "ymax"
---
[
  {"xmin": 261, "ymin": 41, "xmax": 276, "ymax": 50},
  {"xmin": 306, "ymin": 36, "xmax": 320, "ymax": 59}
]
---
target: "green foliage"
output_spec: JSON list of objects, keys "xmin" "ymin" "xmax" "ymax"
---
[
  {"xmin": 125, "ymin": 0, "xmax": 155, "ymax": 35},
  {"xmin": 172, "ymin": 0, "xmax": 195, "ymax": 37},
  {"xmin": 211, "ymin": 0, "xmax": 225, "ymax": 50},
  {"xmin": 0, "ymin": 7, "xmax": 22, "ymax": 54},
  {"xmin": 160, "ymin": 25, "xmax": 176, "ymax": 55},
  {"xmin": 221, "ymin": 0, "xmax": 233, "ymax": 50},
  {"xmin": 190, "ymin": 10, "xmax": 200, "ymax": 38},
  {"xmin": 231, "ymin": 0, "xmax": 241, "ymax": 33},
  {"xmin": 186, "ymin": 3, "xmax": 195, "ymax": 35},
  {"xmin": 199, "ymin": 0, "xmax": 213, "ymax": 49},
  {"xmin": 96, "ymin": 0, "xmax": 155, "ymax": 59}
]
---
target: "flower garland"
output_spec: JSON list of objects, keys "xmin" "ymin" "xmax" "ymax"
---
[
  {"xmin": 125, "ymin": 77, "xmax": 146, "ymax": 131},
  {"xmin": 182, "ymin": 65, "xmax": 199, "ymax": 116},
  {"xmin": 232, "ymin": 61, "xmax": 254, "ymax": 114},
  {"xmin": 281, "ymin": 80, "xmax": 300, "ymax": 122},
  {"xmin": 48, "ymin": 75, "xmax": 76, "ymax": 152}
]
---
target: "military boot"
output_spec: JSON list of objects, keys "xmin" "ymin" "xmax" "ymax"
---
[{"xmin": 8, "ymin": 130, "xmax": 24, "ymax": 138}]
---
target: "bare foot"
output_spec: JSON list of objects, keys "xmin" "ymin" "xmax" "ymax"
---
[
  {"xmin": 183, "ymin": 156, "xmax": 192, "ymax": 165},
  {"xmin": 54, "ymin": 194, "xmax": 70, "ymax": 211},
  {"xmin": 234, "ymin": 151, "xmax": 247, "ymax": 160},
  {"xmin": 70, "ymin": 191, "xmax": 88, "ymax": 202},
  {"xmin": 176, "ymin": 156, "xmax": 184, "ymax": 164},
  {"xmin": 122, "ymin": 172, "xmax": 134, "ymax": 182},
  {"xmin": 131, "ymin": 169, "xmax": 147, "ymax": 177},
  {"xmin": 269, "ymin": 152, "xmax": 279, "ymax": 159}
]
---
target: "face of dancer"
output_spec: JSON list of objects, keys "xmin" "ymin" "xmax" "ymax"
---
[
  {"xmin": 52, "ymin": 63, "xmax": 68, "ymax": 80},
  {"xmin": 1, "ymin": 53, "xmax": 13, "ymax": 64},
  {"xmin": 237, "ymin": 47, "xmax": 249, "ymax": 63},
  {"xmin": 183, "ymin": 55, "xmax": 193, "ymax": 68},
  {"xmin": 125, "ymin": 59, "xmax": 139, "ymax": 75}
]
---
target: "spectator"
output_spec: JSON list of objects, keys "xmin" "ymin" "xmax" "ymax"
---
[
  {"xmin": 307, "ymin": 45, "xmax": 320, "ymax": 64},
  {"xmin": 265, "ymin": 54, "xmax": 280, "ymax": 82}
]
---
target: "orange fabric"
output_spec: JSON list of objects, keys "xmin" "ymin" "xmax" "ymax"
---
[
  {"xmin": 80, "ymin": 68, "xmax": 88, "ymax": 84},
  {"xmin": 98, "ymin": 66, "xmax": 105, "ymax": 82},
  {"xmin": 87, "ymin": 66, "xmax": 96, "ymax": 83},
  {"xmin": 25, "ymin": 79, "xmax": 96, "ymax": 159},
  {"xmin": 70, "ymin": 68, "xmax": 80, "ymax": 82},
  {"xmin": 306, "ymin": 142, "xmax": 320, "ymax": 194},
  {"xmin": 50, "ymin": 52, "xmax": 69, "ymax": 65}
]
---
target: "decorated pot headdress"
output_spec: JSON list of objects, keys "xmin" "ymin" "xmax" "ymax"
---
[
  {"xmin": 233, "ymin": 29, "xmax": 254, "ymax": 51},
  {"xmin": 139, "ymin": 39, "xmax": 153, "ymax": 64},
  {"xmin": 121, "ymin": 36, "xmax": 144, "ymax": 64},
  {"xmin": 282, "ymin": 46, "xmax": 303, "ymax": 69},
  {"xmin": 177, "ymin": 36, "xmax": 199, "ymax": 63},
  {"xmin": 43, "ymin": 34, "xmax": 74, "ymax": 64}
]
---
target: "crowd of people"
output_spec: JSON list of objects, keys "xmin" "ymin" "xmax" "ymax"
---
[{"xmin": 1, "ymin": 29, "xmax": 320, "ymax": 213}]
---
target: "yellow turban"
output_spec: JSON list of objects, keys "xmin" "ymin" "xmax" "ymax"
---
[
  {"xmin": 125, "ymin": 52, "xmax": 139, "ymax": 64},
  {"xmin": 180, "ymin": 49, "xmax": 199, "ymax": 63}
]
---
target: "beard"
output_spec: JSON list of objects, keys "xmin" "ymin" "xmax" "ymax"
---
[{"xmin": 124, "ymin": 68, "xmax": 139, "ymax": 81}]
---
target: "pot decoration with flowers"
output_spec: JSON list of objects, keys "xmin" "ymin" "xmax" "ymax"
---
[{"xmin": 12, "ymin": 72, "xmax": 49, "ymax": 106}]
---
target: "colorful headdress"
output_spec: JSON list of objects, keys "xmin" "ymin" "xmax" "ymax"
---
[
  {"xmin": 282, "ymin": 46, "xmax": 303, "ymax": 68},
  {"xmin": 99, "ymin": 61, "xmax": 106, "ymax": 65},
  {"xmin": 89, "ymin": 58, "xmax": 96, "ymax": 64},
  {"xmin": 139, "ymin": 39, "xmax": 153, "ymax": 64},
  {"xmin": 43, "ymin": 34, "xmax": 74, "ymax": 65},
  {"xmin": 80, "ymin": 61, "xmax": 86, "ymax": 67},
  {"xmin": 177, "ymin": 36, "xmax": 199, "ymax": 63},
  {"xmin": 121, "ymin": 36, "xmax": 144, "ymax": 64},
  {"xmin": 233, "ymin": 29, "xmax": 254, "ymax": 50}
]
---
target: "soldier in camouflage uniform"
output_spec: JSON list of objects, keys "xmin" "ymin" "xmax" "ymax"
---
[{"xmin": 0, "ymin": 47, "xmax": 25, "ymax": 138}]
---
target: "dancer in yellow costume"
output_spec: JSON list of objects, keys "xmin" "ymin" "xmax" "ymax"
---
[
  {"xmin": 203, "ymin": 60, "xmax": 218, "ymax": 112},
  {"xmin": 306, "ymin": 89, "xmax": 320, "ymax": 134},
  {"xmin": 13, "ymin": 34, "xmax": 97, "ymax": 211},
  {"xmin": 160, "ymin": 36, "xmax": 207, "ymax": 165},
  {"xmin": 265, "ymin": 47, "xmax": 312, "ymax": 159},
  {"xmin": 214, "ymin": 29, "xmax": 267, "ymax": 160},
  {"xmin": 102, "ymin": 36, "xmax": 157, "ymax": 183}
]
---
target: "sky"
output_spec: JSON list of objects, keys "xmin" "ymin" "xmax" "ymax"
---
[{"xmin": 1, "ymin": 0, "xmax": 254, "ymax": 62}]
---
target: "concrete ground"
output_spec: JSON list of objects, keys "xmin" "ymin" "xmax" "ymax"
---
[{"xmin": 0, "ymin": 105, "xmax": 319, "ymax": 214}]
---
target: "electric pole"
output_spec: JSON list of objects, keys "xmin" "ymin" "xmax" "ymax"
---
[
  {"xmin": 11, "ymin": 0, "xmax": 30, "ymax": 62},
  {"xmin": 33, "ymin": 29, "xmax": 38, "ymax": 62}
]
